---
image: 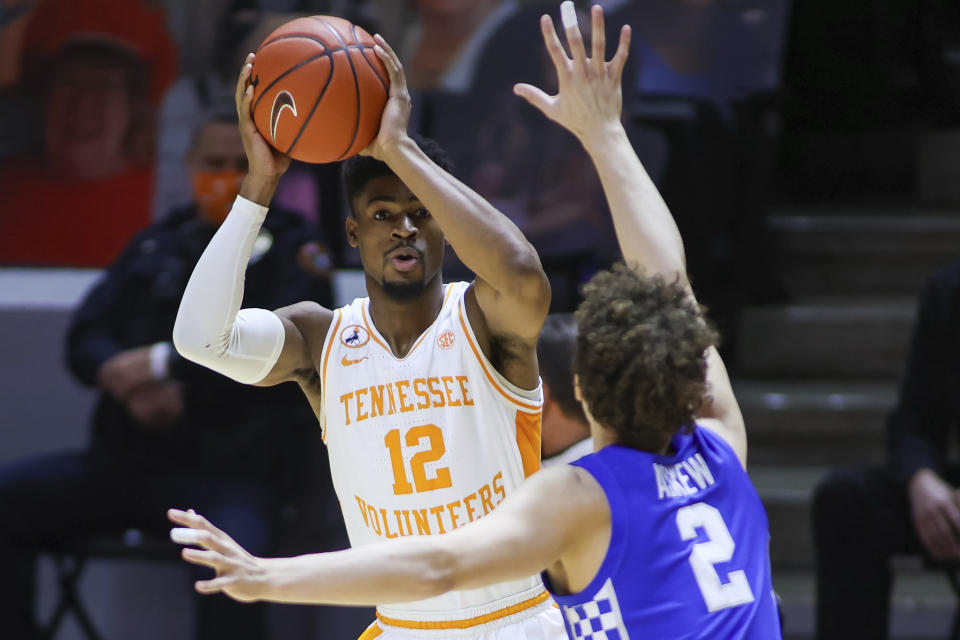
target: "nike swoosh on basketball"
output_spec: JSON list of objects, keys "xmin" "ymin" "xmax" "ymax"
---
[
  {"xmin": 269, "ymin": 90, "xmax": 298, "ymax": 142},
  {"xmin": 342, "ymin": 355, "xmax": 368, "ymax": 366}
]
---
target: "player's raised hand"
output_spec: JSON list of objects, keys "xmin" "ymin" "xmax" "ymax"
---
[
  {"xmin": 235, "ymin": 53, "xmax": 291, "ymax": 181},
  {"xmin": 361, "ymin": 34, "xmax": 411, "ymax": 161},
  {"xmin": 514, "ymin": 3, "xmax": 631, "ymax": 149},
  {"xmin": 168, "ymin": 508, "xmax": 266, "ymax": 602}
]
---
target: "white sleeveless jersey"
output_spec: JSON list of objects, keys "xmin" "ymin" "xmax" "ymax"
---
[{"xmin": 319, "ymin": 282, "xmax": 551, "ymax": 631}]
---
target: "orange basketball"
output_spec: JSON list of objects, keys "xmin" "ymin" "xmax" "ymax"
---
[{"xmin": 250, "ymin": 16, "xmax": 389, "ymax": 164}]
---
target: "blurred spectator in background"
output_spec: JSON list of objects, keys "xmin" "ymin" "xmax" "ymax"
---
[
  {"xmin": 402, "ymin": 0, "xmax": 528, "ymax": 92},
  {"xmin": 20, "ymin": 0, "xmax": 176, "ymax": 103},
  {"xmin": 0, "ymin": 0, "xmax": 176, "ymax": 267},
  {"xmin": 0, "ymin": 112, "xmax": 336, "ymax": 640},
  {"xmin": 813, "ymin": 259, "xmax": 960, "ymax": 640},
  {"xmin": 537, "ymin": 313, "xmax": 593, "ymax": 467},
  {"xmin": 154, "ymin": 5, "xmax": 358, "ymax": 275}
]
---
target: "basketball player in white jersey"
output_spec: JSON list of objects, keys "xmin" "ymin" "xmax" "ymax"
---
[
  {"xmin": 169, "ymin": 5, "xmax": 781, "ymax": 639},
  {"xmin": 171, "ymin": 25, "xmax": 563, "ymax": 640}
]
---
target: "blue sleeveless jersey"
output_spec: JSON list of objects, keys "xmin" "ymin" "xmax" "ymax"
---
[{"xmin": 543, "ymin": 427, "xmax": 781, "ymax": 640}]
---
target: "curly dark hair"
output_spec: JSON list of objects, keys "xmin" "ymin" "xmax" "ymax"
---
[
  {"xmin": 573, "ymin": 263, "xmax": 719, "ymax": 453},
  {"xmin": 341, "ymin": 135, "xmax": 454, "ymax": 215}
]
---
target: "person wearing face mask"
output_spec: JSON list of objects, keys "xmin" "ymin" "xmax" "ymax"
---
[{"xmin": 0, "ymin": 111, "xmax": 339, "ymax": 640}]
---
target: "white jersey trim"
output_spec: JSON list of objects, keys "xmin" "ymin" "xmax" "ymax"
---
[
  {"xmin": 318, "ymin": 307, "xmax": 343, "ymax": 442},
  {"xmin": 359, "ymin": 284, "xmax": 460, "ymax": 361},
  {"xmin": 377, "ymin": 584, "xmax": 551, "ymax": 628}
]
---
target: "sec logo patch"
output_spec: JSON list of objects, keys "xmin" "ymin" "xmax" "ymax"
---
[
  {"xmin": 437, "ymin": 330, "xmax": 455, "ymax": 349},
  {"xmin": 340, "ymin": 325, "xmax": 369, "ymax": 348}
]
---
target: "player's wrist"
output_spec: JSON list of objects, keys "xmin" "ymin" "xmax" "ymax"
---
[
  {"xmin": 579, "ymin": 120, "xmax": 627, "ymax": 153},
  {"xmin": 239, "ymin": 173, "xmax": 280, "ymax": 207},
  {"xmin": 379, "ymin": 133, "xmax": 416, "ymax": 164},
  {"xmin": 252, "ymin": 557, "xmax": 279, "ymax": 601}
]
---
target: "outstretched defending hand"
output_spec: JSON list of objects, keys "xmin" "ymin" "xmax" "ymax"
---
[
  {"xmin": 360, "ymin": 34, "xmax": 412, "ymax": 161},
  {"xmin": 235, "ymin": 53, "xmax": 292, "ymax": 182},
  {"xmin": 168, "ymin": 508, "xmax": 265, "ymax": 602},
  {"xmin": 514, "ymin": 3, "xmax": 631, "ymax": 149}
]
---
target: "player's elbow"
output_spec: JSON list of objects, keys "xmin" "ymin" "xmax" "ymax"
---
[
  {"xmin": 510, "ymin": 242, "xmax": 547, "ymax": 283},
  {"xmin": 419, "ymin": 547, "xmax": 459, "ymax": 596},
  {"xmin": 507, "ymin": 255, "xmax": 552, "ymax": 314},
  {"xmin": 172, "ymin": 316, "xmax": 207, "ymax": 364},
  {"xmin": 172, "ymin": 311, "xmax": 226, "ymax": 367},
  {"xmin": 172, "ymin": 318, "xmax": 199, "ymax": 362}
]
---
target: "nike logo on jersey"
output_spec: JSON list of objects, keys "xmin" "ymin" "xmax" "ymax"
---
[
  {"xmin": 269, "ymin": 90, "xmax": 298, "ymax": 142},
  {"xmin": 341, "ymin": 355, "xmax": 368, "ymax": 366}
]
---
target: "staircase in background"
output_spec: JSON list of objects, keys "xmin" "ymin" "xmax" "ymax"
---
[{"xmin": 734, "ymin": 206, "xmax": 960, "ymax": 639}]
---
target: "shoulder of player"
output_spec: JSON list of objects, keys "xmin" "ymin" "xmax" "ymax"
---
[
  {"xmin": 527, "ymin": 465, "xmax": 609, "ymax": 523},
  {"xmin": 567, "ymin": 464, "xmax": 610, "ymax": 509}
]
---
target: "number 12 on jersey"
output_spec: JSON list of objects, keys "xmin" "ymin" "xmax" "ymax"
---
[{"xmin": 385, "ymin": 425, "xmax": 452, "ymax": 495}]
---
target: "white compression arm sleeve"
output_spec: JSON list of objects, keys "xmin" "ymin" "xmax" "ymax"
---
[{"xmin": 173, "ymin": 196, "xmax": 286, "ymax": 384}]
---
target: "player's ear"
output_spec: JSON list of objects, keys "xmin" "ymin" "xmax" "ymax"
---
[{"xmin": 345, "ymin": 215, "xmax": 360, "ymax": 247}]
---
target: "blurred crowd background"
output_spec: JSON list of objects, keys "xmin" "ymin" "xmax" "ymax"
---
[
  {"xmin": 1, "ymin": 0, "xmax": 937, "ymax": 328},
  {"xmin": 3, "ymin": 0, "xmax": 960, "ymax": 639},
  {"xmin": 2, "ymin": 0, "xmax": 958, "ymax": 315},
  {"xmin": 2, "ymin": 0, "xmax": 957, "ymax": 344}
]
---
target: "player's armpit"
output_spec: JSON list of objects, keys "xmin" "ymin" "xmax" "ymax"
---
[
  {"xmin": 253, "ymin": 301, "xmax": 333, "ymax": 387},
  {"xmin": 438, "ymin": 464, "xmax": 609, "ymax": 593},
  {"xmin": 463, "ymin": 279, "xmax": 550, "ymax": 391}
]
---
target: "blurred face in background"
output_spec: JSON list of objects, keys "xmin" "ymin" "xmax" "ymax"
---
[
  {"xmin": 186, "ymin": 120, "xmax": 248, "ymax": 225},
  {"xmin": 44, "ymin": 56, "xmax": 135, "ymax": 180}
]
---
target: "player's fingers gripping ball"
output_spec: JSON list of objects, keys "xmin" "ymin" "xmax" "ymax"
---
[{"xmin": 250, "ymin": 16, "xmax": 389, "ymax": 163}]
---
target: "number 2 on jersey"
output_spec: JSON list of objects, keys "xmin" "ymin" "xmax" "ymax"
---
[
  {"xmin": 676, "ymin": 502, "xmax": 755, "ymax": 612},
  {"xmin": 385, "ymin": 425, "xmax": 452, "ymax": 495}
]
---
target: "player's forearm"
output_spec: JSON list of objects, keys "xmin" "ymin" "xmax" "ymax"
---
[
  {"xmin": 172, "ymin": 197, "xmax": 285, "ymax": 384},
  {"xmin": 581, "ymin": 123, "xmax": 687, "ymax": 283},
  {"xmin": 256, "ymin": 538, "xmax": 456, "ymax": 606},
  {"xmin": 174, "ymin": 196, "xmax": 264, "ymax": 356},
  {"xmin": 382, "ymin": 136, "xmax": 547, "ymax": 295}
]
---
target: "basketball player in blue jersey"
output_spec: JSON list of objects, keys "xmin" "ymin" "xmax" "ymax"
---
[{"xmin": 169, "ymin": 5, "xmax": 782, "ymax": 638}]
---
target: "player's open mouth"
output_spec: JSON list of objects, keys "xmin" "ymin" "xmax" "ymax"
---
[{"xmin": 390, "ymin": 251, "xmax": 420, "ymax": 272}]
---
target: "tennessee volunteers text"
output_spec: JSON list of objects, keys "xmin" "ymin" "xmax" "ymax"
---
[{"xmin": 339, "ymin": 375, "xmax": 474, "ymax": 425}]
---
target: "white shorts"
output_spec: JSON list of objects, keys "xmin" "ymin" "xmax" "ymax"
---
[{"xmin": 357, "ymin": 601, "xmax": 565, "ymax": 640}]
